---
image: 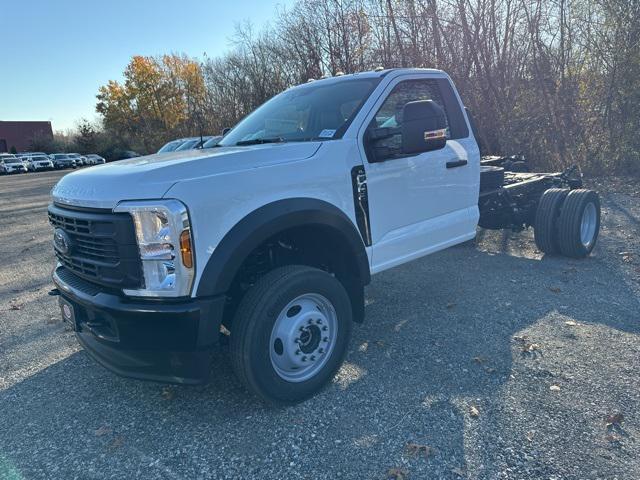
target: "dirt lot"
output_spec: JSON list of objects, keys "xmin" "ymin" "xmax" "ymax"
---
[{"xmin": 0, "ymin": 169, "xmax": 639, "ymax": 480}]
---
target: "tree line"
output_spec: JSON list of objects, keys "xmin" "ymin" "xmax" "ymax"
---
[{"xmin": 89, "ymin": 0, "xmax": 639, "ymax": 175}]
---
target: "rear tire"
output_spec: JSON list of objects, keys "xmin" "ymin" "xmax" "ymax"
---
[
  {"xmin": 534, "ymin": 188, "xmax": 569, "ymax": 254},
  {"xmin": 557, "ymin": 189, "xmax": 601, "ymax": 258},
  {"xmin": 229, "ymin": 265, "xmax": 352, "ymax": 405}
]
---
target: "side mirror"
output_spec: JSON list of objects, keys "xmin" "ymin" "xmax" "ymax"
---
[
  {"xmin": 401, "ymin": 100, "xmax": 447, "ymax": 154},
  {"xmin": 222, "ymin": 127, "xmax": 231, "ymax": 136}
]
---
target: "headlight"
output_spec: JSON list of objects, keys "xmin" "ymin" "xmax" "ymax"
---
[{"xmin": 114, "ymin": 199, "xmax": 194, "ymax": 297}]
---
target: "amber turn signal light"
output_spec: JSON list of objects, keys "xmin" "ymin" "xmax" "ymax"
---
[{"xmin": 180, "ymin": 230, "xmax": 193, "ymax": 268}]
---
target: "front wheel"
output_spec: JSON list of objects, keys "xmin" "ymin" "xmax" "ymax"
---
[{"xmin": 229, "ymin": 265, "xmax": 352, "ymax": 405}]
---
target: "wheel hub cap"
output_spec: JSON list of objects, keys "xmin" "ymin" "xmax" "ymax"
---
[
  {"xmin": 580, "ymin": 202, "xmax": 597, "ymax": 248},
  {"xmin": 269, "ymin": 293, "xmax": 338, "ymax": 382}
]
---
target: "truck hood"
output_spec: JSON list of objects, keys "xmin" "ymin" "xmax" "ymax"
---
[{"xmin": 52, "ymin": 142, "xmax": 322, "ymax": 209}]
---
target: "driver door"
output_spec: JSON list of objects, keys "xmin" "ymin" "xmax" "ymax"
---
[{"xmin": 358, "ymin": 75, "xmax": 478, "ymax": 273}]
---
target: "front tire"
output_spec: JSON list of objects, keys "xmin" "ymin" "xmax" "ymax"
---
[{"xmin": 229, "ymin": 265, "xmax": 352, "ymax": 405}]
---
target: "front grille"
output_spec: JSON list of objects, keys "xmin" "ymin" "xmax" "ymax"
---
[{"xmin": 48, "ymin": 203, "xmax": 143, "ymax": 290}]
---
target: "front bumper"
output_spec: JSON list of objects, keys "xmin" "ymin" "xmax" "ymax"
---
[
  {"xmin": 53, "ymin": 266, "xmax": 225, "ymax": 384},
  {"xmin": 4, "ymin": 166, "xmax": 26, "ymax": 173}
]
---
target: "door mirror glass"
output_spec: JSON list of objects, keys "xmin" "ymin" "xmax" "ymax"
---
[{"xmin": 401, "ymin": 100, "xmax": 447, "ymax": 154}]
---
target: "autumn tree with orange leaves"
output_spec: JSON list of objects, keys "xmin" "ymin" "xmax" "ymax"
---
[{"xmin": 96, "ymin": 54, "xmax": 208, "ymax": 152}]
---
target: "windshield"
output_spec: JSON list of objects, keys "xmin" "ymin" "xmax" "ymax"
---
[
  {"xmin": 218, "ymin": 77, "xmax": 380, "ymax": 147},
  {"xmin": 202, "ymin": 136, "xmax": 222, "ymax": 148},
  {"xmin": 33, "ymin": 156, "xmax": 49, "ymax": 161},
  {"xmin": 175, "ymin": 139, "xmax": 200, "ymax": 151},
  {"xmin": 158, "ymin": 140, "xmax": 184, "ymax": 153},
  {"xmin": 53, "ymin": 154, "xmax": 68, "ymax": 159}
]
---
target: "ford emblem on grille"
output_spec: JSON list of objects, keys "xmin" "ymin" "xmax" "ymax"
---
[{"xmin": 53, "ymin": 228, "xmax": 72, "ymax": 255}]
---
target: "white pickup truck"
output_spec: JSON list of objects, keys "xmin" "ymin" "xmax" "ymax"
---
[{"xmin": 49, "ymin": 68, "xmax": 600, "ymax": 403}]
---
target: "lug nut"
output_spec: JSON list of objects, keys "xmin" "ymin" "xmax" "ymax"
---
[
  {"xmin": 310, "ymin": 355, "xmax": 316, "ymax": 361},
  {"xmin": 308, "ymin": 319, "xmax": 313, "ymax": 324},
  {"xmin": 299, "ymin": 326, "xmax": 305, "ymax": 332},
  {"xmin": 322, "ymin": 326, "xmax": 328, "ymax": 331},
  {"xmin": 323, "ymin": 337, "xmax": 328, "ymax": 342},
  {"xmin": 295, "ymin": 349, "xmax": 301, "ymax": 355},
  {"xmin": 319, "ymin": 348, "xmax": 324, "ymax": 354},
  {"xmin": 316, "ymin": 319, "xmax": 322, "ymax": 324},
  {"xmin": 302, "ymin": 356, "xmax": 307, "ymax": 362}
]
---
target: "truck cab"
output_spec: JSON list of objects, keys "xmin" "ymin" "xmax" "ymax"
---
[{"xmin": 49, "ymin": 68, "xmax": 598, "ymax": 404}]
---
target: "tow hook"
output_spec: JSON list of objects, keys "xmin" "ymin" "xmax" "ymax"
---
[{"xmin": 48, "ymin": 288, "xmax": 61, "ymax": 296}]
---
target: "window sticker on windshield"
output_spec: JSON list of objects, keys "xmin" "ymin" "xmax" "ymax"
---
[{"xmin": 318, "ymin": 129, "xmax": 336, "ymax": 138}]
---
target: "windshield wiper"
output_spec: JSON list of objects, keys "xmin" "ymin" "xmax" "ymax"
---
[{"xmin": 235, "ymin": 137, "xmax": 285, "ymax": 146}]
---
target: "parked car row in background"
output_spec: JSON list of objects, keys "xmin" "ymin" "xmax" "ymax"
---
[
  {"xmin": 157, "ymin": 135, "xmax": 221, "ymax": 153},
  {"xmin": 0, "ymin": 151, "xmax": 106, "ymax": 174},
  {"xmin": 1, "ymin": 134, "xmax": 214, "ymax": 175}
]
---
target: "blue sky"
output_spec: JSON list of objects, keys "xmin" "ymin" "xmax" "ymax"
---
[{"xmin": 0, "ymin": 0, "xmax": 293, "ymax": 131}]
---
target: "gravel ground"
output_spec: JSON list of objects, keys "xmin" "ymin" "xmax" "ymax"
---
[{"xmin": 0, "ymin": 169, "xmax": 638, "ymax": 480}]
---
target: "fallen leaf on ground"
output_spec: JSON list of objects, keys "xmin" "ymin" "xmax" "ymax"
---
[
  {"xmin": 469, "ymin": 405, "xmax": 480, "ymax": 417},
  {"xmin": 605, "ymin": 413, "xmax": 624, "ymax": 427},
  {"xmin": 564, "ymin": 320, "xmax": 579, "ymax": 326},
  {"xmin": 522, "ymin": 342, "xmax": 541, "ymax": 353},
  {"xmin": 108, "ymin": 436, "xmax": 124, "ymax": 450},
  {"xmin": 484, "ymin": 366, "xmax": 496, "ymax": 374},
  {"xmin": 387, "ymin": 467, "xmax": 408, "ymax": 480},
  {"xmin": 526, "ymin": 431, "xmax": 535, "ymax": 442},
  {"xmin": 451, "ymin": 467, "xmax": 466, "ymax": 477},
  {"xmin": 94, "ymin": 425, "xmax": 112, "ymax": 436},
  {"xmin": 161, "ymin": 386, "xmax": 175, "ymax": 400},
  {"xmin": 619, "ymin": 252, "xmax": 633, "ymax": 263},
  {"xmin": 550, "ymin": 385, "xmax": 561, "ymax": 392},
  {"xmin": 406, "ymin": 442, "xmax": 435, "ymax": 458},
  {"xmin": 9, "ymin": 302, "xmax": 23, "ymax": 311},
  {"xmin": 605, "ymin": 433, "xmax": 621, "ymax": 444},
  {"xmin": 472, "ymin": 356, "xmax": 487, "ymax": 364},
  {"xmin": 548, "ymin": 286, "xmax": 562, "ymax": 293},
  {"xmin": 375, "ymin": 340, "xmax": 385, "ymax": 347}
]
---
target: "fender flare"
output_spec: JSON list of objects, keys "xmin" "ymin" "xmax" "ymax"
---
[{"xmin": 195, "ymin": 198, "xmax": 371, "ymax": 297}]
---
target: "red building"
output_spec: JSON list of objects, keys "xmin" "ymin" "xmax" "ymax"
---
[{"xmin": 0, "ymin": 121, "xmax": 54, "ymax": 152}]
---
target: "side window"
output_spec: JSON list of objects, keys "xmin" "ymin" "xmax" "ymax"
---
[
  {"xmin": 369, "ymin": 80, "xmax": 450, "ymax": 157},
  {"xmin": 373, "ymin": 80, "xmax": 449, "ymax": 133}
]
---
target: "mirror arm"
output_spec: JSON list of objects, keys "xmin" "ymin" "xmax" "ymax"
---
[{"xmin": 368, "ymin": 126, "xmax": 401, "ymax": 142}]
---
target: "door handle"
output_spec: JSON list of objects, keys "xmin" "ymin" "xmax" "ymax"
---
[{"xmin": 446, "ymin": 159, "xmax": 468, "ymax": 168}]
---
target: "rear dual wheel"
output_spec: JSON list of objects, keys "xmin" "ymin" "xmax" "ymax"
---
[
  {"xmin": 534, "ymin": 188, "xmax": 569, "ymax": 254},
  {"xmin": 229, "ymin": 265, "xmax": 352, "ymax": 405},
  {"xmin": 557, "ymin": 189, "xmax": 600, "ymax": 258},
  {"xmin": 534, "ymin": 188, "xmax": 600, "ymax": 258}
]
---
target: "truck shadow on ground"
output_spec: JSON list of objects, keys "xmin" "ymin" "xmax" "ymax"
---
[{"xmin": 1, "ymin": 243, "xmax": 638, "ymax": 479}]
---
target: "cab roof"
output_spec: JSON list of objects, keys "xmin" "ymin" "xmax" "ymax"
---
[{"xmin": 298, "ymin": 68, "xmax": 445, "ymax": 87}]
